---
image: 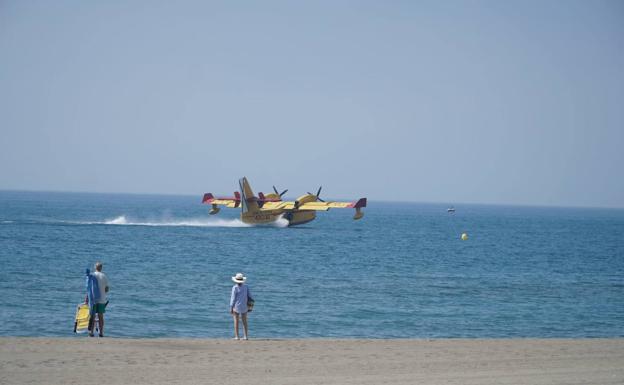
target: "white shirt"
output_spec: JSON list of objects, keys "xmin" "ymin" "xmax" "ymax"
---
[{"xmin": 93, "ymin": 271, "xmax": 109, "ymax": 304}]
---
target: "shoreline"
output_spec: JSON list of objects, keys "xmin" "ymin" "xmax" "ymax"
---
[{"xmin": 2, "ymin": 338, "xmax": 623, "ymax": 384}]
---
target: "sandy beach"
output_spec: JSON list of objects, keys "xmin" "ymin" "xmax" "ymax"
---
[{"xmin": 1, "ymin": 338, "xmax": 622, "ymax": 385}]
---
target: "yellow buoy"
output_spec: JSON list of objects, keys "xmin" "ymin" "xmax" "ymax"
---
[{"xmin": 461, "ymin": 233, "xmax": 468, "ymax": 241}]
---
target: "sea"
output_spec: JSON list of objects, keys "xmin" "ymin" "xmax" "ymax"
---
[{"xmin": 1, "ymin": 190, "xmax": 623, "ymax": 338}]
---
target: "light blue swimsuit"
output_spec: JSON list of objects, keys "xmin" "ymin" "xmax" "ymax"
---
[{"xmin": 230, "ymin": 284, "xmax": 251, "ymax": 314}]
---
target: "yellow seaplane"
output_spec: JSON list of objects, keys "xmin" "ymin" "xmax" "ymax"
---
[{"xmin": 202, "ymin": 177, "xmax": 367, "ymax": 226}]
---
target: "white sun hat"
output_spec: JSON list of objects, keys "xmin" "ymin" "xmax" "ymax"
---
[{"xmin": 232, "ymin": 273, "xmax": 247, "ymax": 283}]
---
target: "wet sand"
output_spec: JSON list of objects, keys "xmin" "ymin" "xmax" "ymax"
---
[{"xmin": 1, "ymin": 338, "xmax": 623, "ymax": 384}]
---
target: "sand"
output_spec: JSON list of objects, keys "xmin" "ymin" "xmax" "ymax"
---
[{"xmin": 1, "ymin": 338, "xmax": 623, "ymax": 385}]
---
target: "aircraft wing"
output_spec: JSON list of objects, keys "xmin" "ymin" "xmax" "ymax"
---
[
  {"xmin": 297, "ymin": 200, "xmax": 363, "ymax": 211},
  {"xmin": 260, "ymin": 201, "xmax": 296, "ymax": 210},
  {"xmin": 262, "ymin": 198, "xmax": 367, "ymax": 211},
  {"xmin": 202, "ymin": 193, "xmax": 241, "ymax": 208},
  {"xmin": 212, "ymin": 199, "xmax": 240, "ymax": 208}
]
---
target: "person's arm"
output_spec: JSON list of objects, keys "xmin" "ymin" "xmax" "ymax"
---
[{"xmin": 230, "ymin": 286, "xmax": 236, "ymax": 313}]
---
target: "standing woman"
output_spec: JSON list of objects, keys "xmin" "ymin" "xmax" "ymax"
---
[{"xmin": 230, "ymin": 273, "xmax": 252, "ymax": 340}]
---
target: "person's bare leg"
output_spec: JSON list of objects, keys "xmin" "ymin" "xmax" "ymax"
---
[
  {"xmin": 232, "ymin": 312, "xmax": 240, "ymax": 339},
  {"xmin": 242, "ymin": 313, "xmax": 248, "ymax": 340},
  {"xmin": 88, "ymin": 315, "xmax": 95, "ymax": 336},
  {"xmin": 98, "ymin": 313, "xmax": 104, "ymax": 336}
]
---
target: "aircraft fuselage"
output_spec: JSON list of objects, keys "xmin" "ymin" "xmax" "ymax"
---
[{"xmin": 241, "ymin": 209, "xmax": 316, "ymax": 226}]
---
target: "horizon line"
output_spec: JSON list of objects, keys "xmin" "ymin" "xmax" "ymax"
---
[{"xmin": 1, "ymin": 188, "xmax": 623, "ymax": 211}]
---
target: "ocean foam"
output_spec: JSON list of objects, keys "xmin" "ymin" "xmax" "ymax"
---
[
  {"xmin": 272, "ymin": 215, "xmax": 290, "ymax": 228},
  {"xmin": 102, "ymin": 215, "xmax": 253, "ymax": 227}
]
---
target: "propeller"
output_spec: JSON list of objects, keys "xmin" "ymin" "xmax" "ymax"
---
[
  {"xmin": 273, "ymin": 185, "xmax": 288, "ymax": 197},
  {"xmin": 307, "ymin": 186, "xmax": 325, "ymax": 202}
]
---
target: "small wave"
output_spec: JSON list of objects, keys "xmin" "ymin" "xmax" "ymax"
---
[
  {"xmin": 1, "ymin": 220, "xmax": 14, "ymax": 224},
  {"xmin": 105, "ymin": 215, "xmax": 128, "ymax": 225}
]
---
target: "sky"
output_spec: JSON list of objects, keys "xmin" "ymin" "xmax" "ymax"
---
[{"xmin": 1, "ymin": 1, "xmax": 623, "ymax": 207}]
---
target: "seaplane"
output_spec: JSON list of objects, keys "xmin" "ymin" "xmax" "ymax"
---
[{"xmin": 202, "ymin": 177, "xmax": 367, "ymax": 226}]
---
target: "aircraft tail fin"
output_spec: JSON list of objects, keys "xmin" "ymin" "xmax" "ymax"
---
[{"xmin": 239, "ymin": 177, "xmax": 259, "ymax": 213}]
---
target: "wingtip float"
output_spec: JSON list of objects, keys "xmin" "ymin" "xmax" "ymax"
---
[{"xmin": 202, "ymin": 177, "xmax": 366, "ymax": 226}]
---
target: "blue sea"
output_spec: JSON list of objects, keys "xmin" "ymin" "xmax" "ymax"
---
[{"xmin": 1, "ymin": 191, "xmax": 623, "ymax": 338}]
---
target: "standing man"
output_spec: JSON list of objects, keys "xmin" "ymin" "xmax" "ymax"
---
[
  {"xmin": 230, "ymin": 273, "xmax": 252, "ymax": 340},
  {"xmin": 91, "ymin": 261, "xmax": 109, "ymax": 337}
]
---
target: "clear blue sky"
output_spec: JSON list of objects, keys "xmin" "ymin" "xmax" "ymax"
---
[{"xmin": 1, "ymin": 1, "xmax": 623, "ymax": 207}]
